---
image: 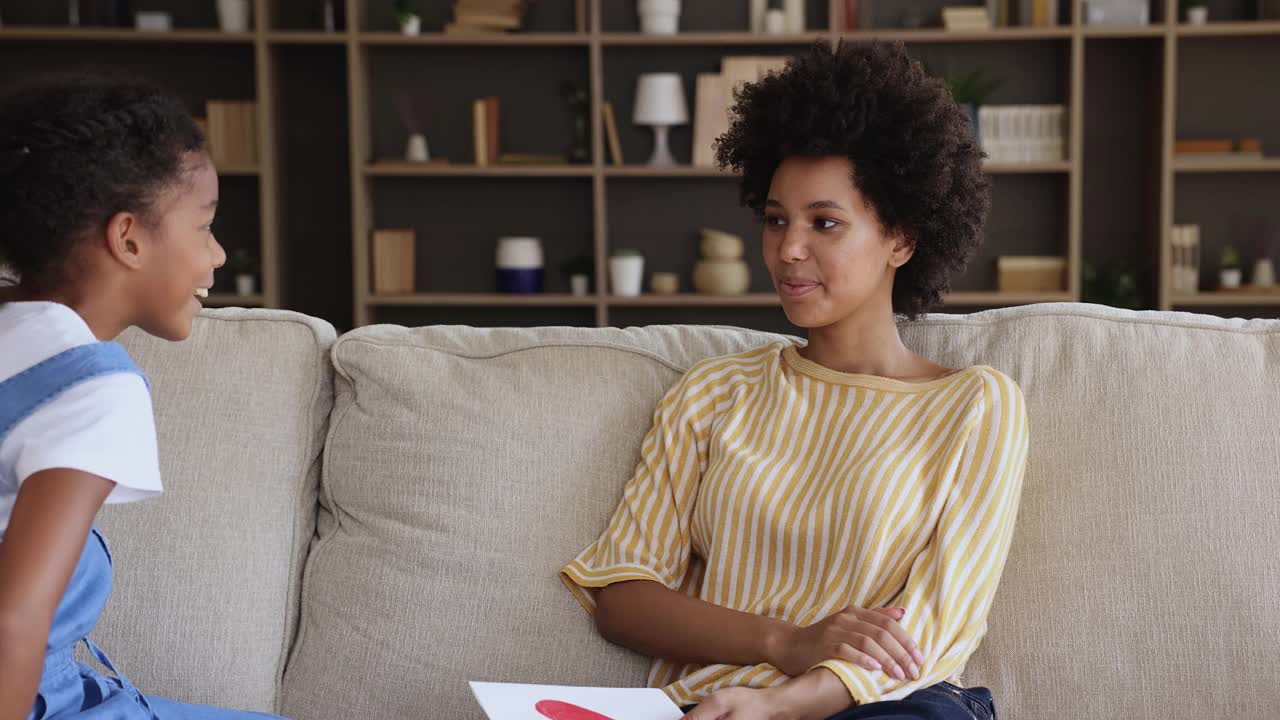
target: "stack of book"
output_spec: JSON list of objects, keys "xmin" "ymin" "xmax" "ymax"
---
[
  {"xmin": 202, "ymin": 100, "xmax": 258, "ymax": 167},
  {"xmin": 1175, "ymin": 138, "xmax": 1265, "ymax": 166},
  {"xmin": 977, "ymin": 105, "xmax": 1067, "ymax": 164},
  {"xmin": 692, "ymin": 56, "xmax": 790, "ymax": 167},
  {"xmin": 981, "ymin": 0, "xmax": 1061, "ymax": 27},
  {"xmin": 446, "ymin": 0, "xmax": 528, "ymax": 34},
  {"xmin": 1170, "ymin": 224, "xmax": 1202, "ymax": 294},
  {"xmin": 942, "ymin": 6, "xmax": 992, "ymax": 30}
]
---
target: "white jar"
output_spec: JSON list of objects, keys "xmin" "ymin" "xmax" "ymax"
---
[
  {"xmin": 216, "ymin": 0, "xmax": 251, "ymax": 32},
  {"xmin": 638, "ymin": 0, "xmax": 680, "ymax": 34},
  {"xmin": 610, "ymin": 254, "xmax": 645, "ymax": 296}
]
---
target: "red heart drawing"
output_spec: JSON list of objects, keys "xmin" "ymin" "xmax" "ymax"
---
[{"xmin": 535, "ymin": 699, "xmax": 618, "ymax": 720}]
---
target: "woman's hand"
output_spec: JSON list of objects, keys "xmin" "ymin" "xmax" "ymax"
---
[
  {"xmin": 683, "ymin": 686, "xmax": 790, "ymax": 720},
  {"xmin": 766, "ymin": 606, "xmax": 924, "ymax": 681}
]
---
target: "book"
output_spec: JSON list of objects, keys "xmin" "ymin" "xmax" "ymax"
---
[
  {"xmin": 498, "ymin": 153, "xmax": 566, "ymax": 165},
  {"xmin": 693, "ymin": 73, "xmax": 727, "ymax": 167},
  {"xmin": 602, "ymin": 101, "xmax": 623, "ymax": 166},
  {"xmin": 485, "ymin": 96, "xmax": 500, "ymax": 163},
  {"xmin": 473, "ymin": 99, "xmax": 488, "ymax": 166},
  {"xmin": 454, "ymin": 12, "xmax": 522, "ymax": 29},
  {"xmin": 371, "ymin": 229, "xmax": 416, "ymax": 295}
]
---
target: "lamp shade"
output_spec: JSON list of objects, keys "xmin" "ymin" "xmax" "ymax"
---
[{"xmin": 633, "ymin": 73, "xmax": 689, "ymax": 126}]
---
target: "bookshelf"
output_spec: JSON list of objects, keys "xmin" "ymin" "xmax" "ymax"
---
[{"xmin": 6, "ymin": 0, "xmax": 1278, "ymax": 328}]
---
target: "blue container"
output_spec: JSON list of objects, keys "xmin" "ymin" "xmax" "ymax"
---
[{"xmin": 497, "ymin": 267, "xmax": 544, "ymax": 294}]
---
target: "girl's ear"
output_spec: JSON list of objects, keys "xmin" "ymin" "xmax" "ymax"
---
[{"xmin": 104, "ymin": 211, "xmax": 145, "ymax": 270}]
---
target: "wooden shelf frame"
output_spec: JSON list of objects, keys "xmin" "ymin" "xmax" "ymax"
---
[{"xmin": 345, "ymin": 0, "xmax": 1088, "ymax": 326}]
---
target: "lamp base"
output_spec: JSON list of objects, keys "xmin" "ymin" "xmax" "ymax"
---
[{"xmin": 646, "ymin": 125, "xmax": 677, "ymax": 166}]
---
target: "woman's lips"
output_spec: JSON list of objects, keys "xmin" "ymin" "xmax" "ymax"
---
[{"xmin": 779, "ymin": 279, "xmax": 820, "ymax": 297}]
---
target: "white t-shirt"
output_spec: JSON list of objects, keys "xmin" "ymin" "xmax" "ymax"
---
[{"xmin": 0, "ymin": 302, "xmax": 162, "ymax": 534}]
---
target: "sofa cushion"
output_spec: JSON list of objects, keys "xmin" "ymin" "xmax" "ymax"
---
[
  {"xmin": 95, "ymin": 309, "xmax": 336, "ymax": 713},
  {"xmin": 280, "ymin": 324, "xmax": 792, "ymax": 720}
]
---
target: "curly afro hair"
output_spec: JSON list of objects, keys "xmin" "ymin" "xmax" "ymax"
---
[
  {"xmin": 715, "ymin": 41, "xmax": 991, "ymax": 320},
  {"xmin": 0, "ymin": 73, "xmax": 204, "ymax": 291}
]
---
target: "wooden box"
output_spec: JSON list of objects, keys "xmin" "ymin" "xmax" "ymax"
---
[
  {"xmin": 372, "ymin": 229, "xmax": 416, "ymax": 295},
  {"xmin": 997, "ymin": 256, "xmax": 1067, "ymax": 292}
]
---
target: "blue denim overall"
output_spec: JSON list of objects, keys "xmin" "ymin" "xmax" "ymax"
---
[{"xmin": 0, "ymin": 341, "xmax": 281, "ymax": 719}]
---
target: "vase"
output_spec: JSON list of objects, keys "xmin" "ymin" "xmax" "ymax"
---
[
  {"xmin": 217, "ymin": 0, "xmax": 251, "ymax": 32},
  {"xmin": 1187, "ymin": 5, "xmax": 1208, "ymax": 24},
  {"xmin": 496, "ymin": 237, "xmax": 544, "ymax": 294},
  {"xmin": 1254, "ymin": 258, "xmax": 1276, "ymax": 287},
  {"xmin": 651, "ymin": 272, "xmax": 679, "ymax": 295},
  {"xmin": 693, "ymin": 259, "xmax": 750, "ymax": 295},
  {"xmin": 609, "ymin": 255, "xmax": 645, "ymax": 296},
  {"xmin": 638, "ymin": 0, "xmax": 680, "ymax": 34},
  {"xmin": 235, "ymin": 274, "xmax": 257, "ymax": 297},
  {"xmin": 399, "ymin": 14, "xmax": 421, "ymax": 35},
  {"xmin": 570, "ymin": 274, "xmax": 590, "ymax": 296},
  {"xmin": 700, "ymin": 229, "xmax": 744, "ymax": 260},
  {"xmin": 405, "ymin": 133, "xmax": 429, "ymax": 162}
]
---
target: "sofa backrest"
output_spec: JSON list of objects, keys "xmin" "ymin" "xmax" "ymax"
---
[
  {"xmin": 283, "ymin": 303, "xmax": 1280, "ymax": 720},
  {"xmin": 98, "ymin": 309, "xmax": 336, "ymax": 713}
]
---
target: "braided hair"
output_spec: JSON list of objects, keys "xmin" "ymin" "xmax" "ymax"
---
[{"xmin": 0, "ymin": 74, "xmax": 205, "ymax": 290}]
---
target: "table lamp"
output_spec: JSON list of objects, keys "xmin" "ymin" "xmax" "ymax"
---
[{"xmin": 633, "ymin": 73, "xmax": 689, "ymax": 166}]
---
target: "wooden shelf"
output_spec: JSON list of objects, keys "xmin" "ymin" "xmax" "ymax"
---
[
  {"xmin": 1173, "ymin": 158, "xmax": 1280, "ymax": 173},
  {"xmin": 605, "ymin": 165, "xmax": 735, "ymax": 178},
  {"xmin": 943, "ymin": 291, "xmax": 1074, "ymax": 305},
  {"xmin": 610, "ymin": 293, "xmax": 781, "ymax": 307},
  {"xmin": 359, "ymin": 31, "xmax": 589, "ymax": 46},
  {"xmin": 0, "ymin": 27, "xmax": 254, "ymax": 43},
  {"xmin": 1082, "ymin": 25, "xmax": 1167, "ymax": 38},
  {"xmin": 841, "ymin": 27, "xmax": 1073, "ymax": 42},
  {"xmin": 601, "ymin": 32, "xmax": 826, "ymax": 46},
  {"xmin": 1171, "ymin": 291, "xmax": 1280, "ymax": 307},
  {"xmin": 365, "ymin": 162, "xmax": 593, "ymax": 178},
  {"xmin": 203, "ymin": 293, "xmax": 265, "ymax": 307},
  {"xmin": 267, "ymin": 31, "xmax": 348, "ymax": 45},
  {"xmin": 983, "ymin": 161, "xmax": 1072, "ymax": 174},
  {"xmin": 367, "ymin": 293, "xmax": 598, "ymax": 307},
  {"xmin": 1176, "ymin": 21, "xmax": 1280, "ymax": 37}
]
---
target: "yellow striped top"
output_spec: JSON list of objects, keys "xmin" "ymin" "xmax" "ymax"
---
[{"xmin": 561, "ymin": 341, "xmax": 1029, "ymax": 707}]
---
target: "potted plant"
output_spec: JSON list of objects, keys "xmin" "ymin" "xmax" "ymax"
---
[
  {"xmin": 608, "ymin": 248, "xmax": 645, "ymax": 297},
  {"xmin": 938, "ymin": 65, "xmax": 1001, "ymax": 132},
  {"xmin": 560, "ymin": 255, "xmax": 593, "ymax": 296},
  {"xmin": 227, "ymin": 249, "xmax": 260, "ymax": 297},
  {"xmin": 1219, "ymin": 245, "xmax": 1243, "ymax": 289},
  {"xmin": 393, "ymin": 0, "xmax": 421, "ymax": 35}
]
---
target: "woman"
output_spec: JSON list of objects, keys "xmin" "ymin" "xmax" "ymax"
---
[{"xmin": 561, "ymin": 41, "xmax": 1029, "ymax": 720}]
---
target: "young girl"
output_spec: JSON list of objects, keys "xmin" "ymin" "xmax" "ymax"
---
[
  {"xmin": 562, "ymin": 42, "xmax": 1030, "ymax": 720},
  {"xmin": 0, "ymin": 75, "xmax": 281, "ymax": 719}
]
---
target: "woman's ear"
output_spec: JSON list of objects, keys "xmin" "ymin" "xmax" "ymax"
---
[
  {"xmin": 889, "ymin": 232, "xmax": 914, "ymax": 269},
  {"xmin": 104, "ymin": 211, "xmax": 145, "ymax": 271}
]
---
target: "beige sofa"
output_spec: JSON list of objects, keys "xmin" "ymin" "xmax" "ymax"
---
[{"xmin": 92, "ymin": 303, "xmax": 1280, "ymax": 719}]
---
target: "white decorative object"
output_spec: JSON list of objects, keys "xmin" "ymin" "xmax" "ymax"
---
[
  {"xmin": 1083, "ymin": 0, "xmax": 1149, "ymax": 25},
  {"xmin": 609, "ymin": 252, "xmax": 645, "ymax": 297},
  {"xmin": 216, "ymin": 0, "xmax": 251, "ymax": 32},
  {"xmin": 1171, "ymin": 224, "xmax": 1202, "ymax": 294},
  {"xmin": 496, "ymin": 237, "xmax": 545, "ymax": 294},
  {"xmin": 1221, "ymin": 268, "xmax": 1243, "ymax": 289},
  {"xmin": 1187, "ymin": 5, "xmax": 1209, "ymax": 23},
  {"xmin": 135, "ymin": 11, "xmax": 173, "ymax": 31},
  {"xmin": 978, "ymin": 105, "xmax": 1067, "ymax": 164},
  {"xmin": 1254, "ymin": 258, "xmax": 1276, "ymax": 287},
  {"xmin": 634, "ymin": 73, "xmax": 689, "ymax": 166},
  {"xmin": 399, "ymin": 13, "xmax": 421, "ymax": 35},
  {"xmin": 235, "ymin": 274, "xmax": 257, "ymax": 297},
  {"xmin": 406, "ymin": 133, "xmax": 429, "ymax": 162},
  {"xmin": 784, "ymin": 0, "xmax": 805, "ymax": 31},
  {"xmin": 764, "ymin": 8, "xmax": 786, "ymax": 32},
  {"xmin": 637, "ymin": 0, "xmax": 680, "ymax": 34},
  {"xmin": 569, "ymin": 274, "xmax": 590, "ymax": 296}
]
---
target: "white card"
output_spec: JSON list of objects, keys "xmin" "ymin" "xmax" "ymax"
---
[{"xmin": 469, "ymin": 681, "xmax": 685, "ymax": 720}]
